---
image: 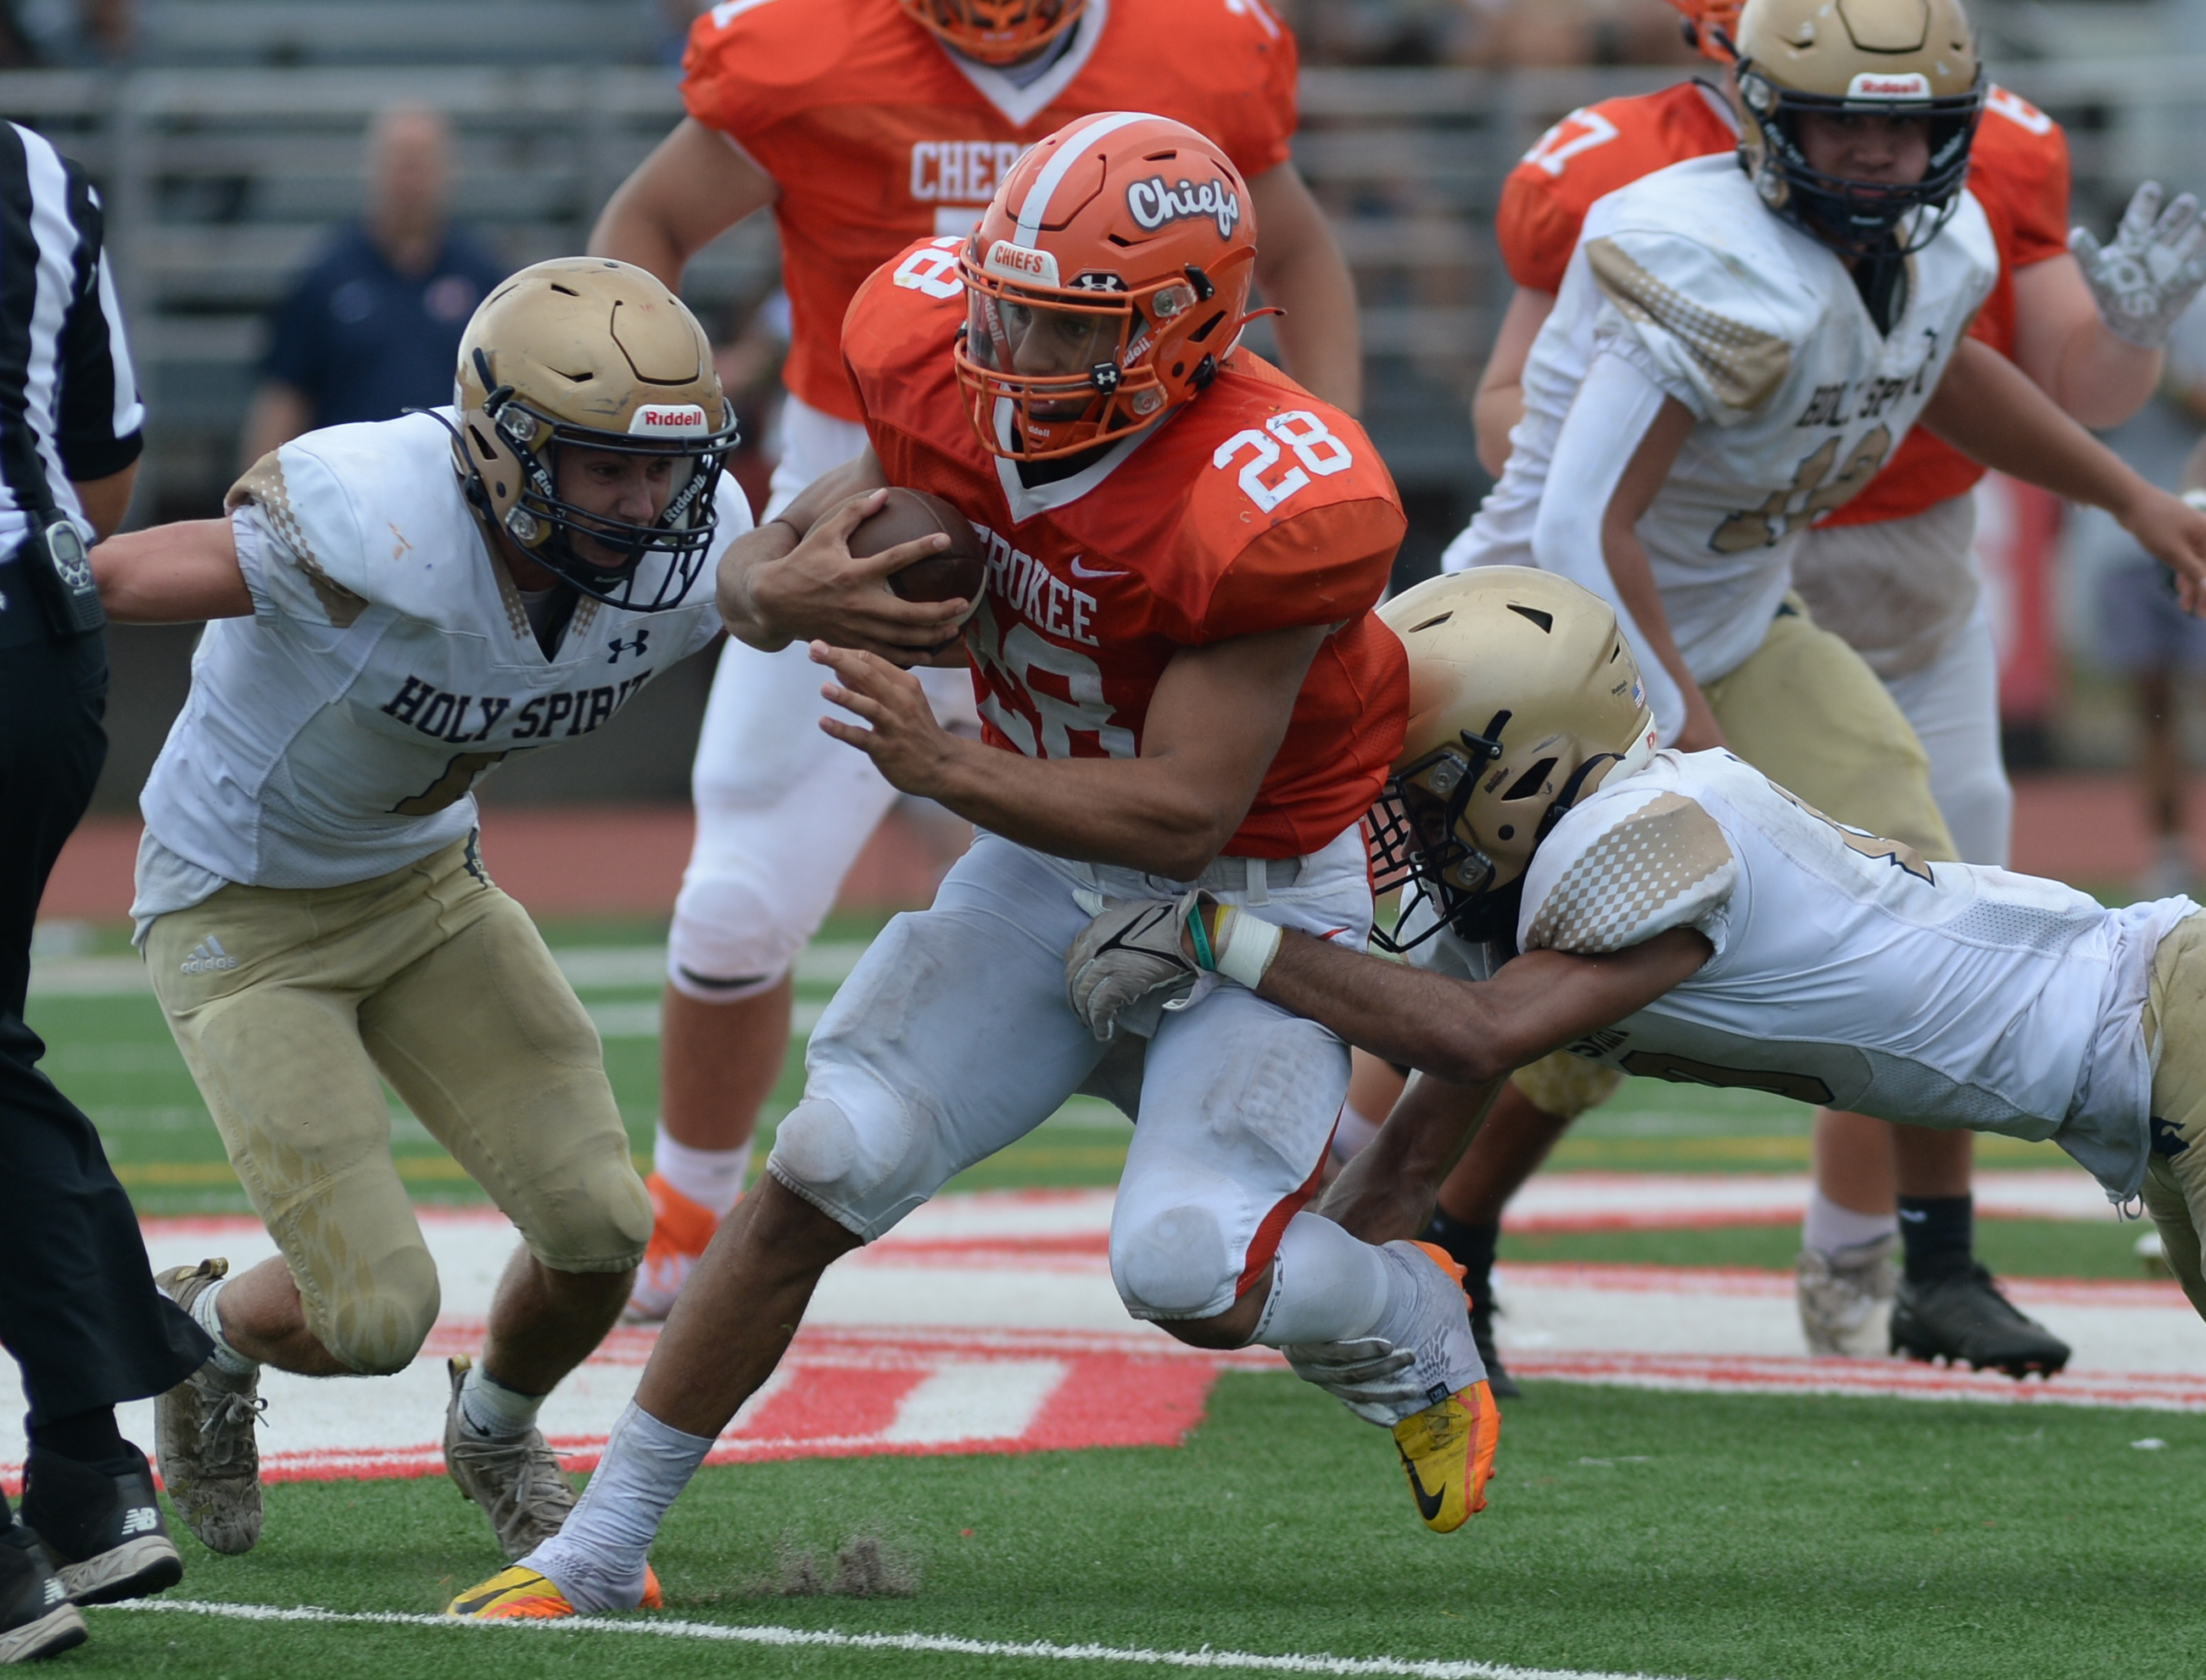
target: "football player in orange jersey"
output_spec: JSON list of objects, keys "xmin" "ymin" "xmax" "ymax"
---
[
  {"xmin": 1337, "ymin": 0, "xmax": 2206, "ymax": 1391},
  {"xmin": 586, "ymin": 0, "xmax": 1364, "ymax": 1326},
  {"xmin": 447, "ymin": 117, "xmax": 1495, "ymax": 1620}
]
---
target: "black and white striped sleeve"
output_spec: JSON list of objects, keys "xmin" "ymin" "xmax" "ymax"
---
[
  {"xmin": 0, "ymin": 120, "xmax": 142, "ymax": 531},
  {"xmin": 52, "ymin": 151, "xmax": 142, "ymax": 483}
]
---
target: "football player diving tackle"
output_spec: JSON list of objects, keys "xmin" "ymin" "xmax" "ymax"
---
[
  {"xmin": 450, "ymin": 111, "xmax": 1494, "ymax": 1622},
  {"xmin": 1064, "ymin": 568, "xmax": 2206, "ymax": 1391}
]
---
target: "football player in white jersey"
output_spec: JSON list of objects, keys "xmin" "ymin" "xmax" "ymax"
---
[
  {"xmin": 1393, "ymin": 0, "xmax": 2206, "ymax": 1381},
  {"xmin": 1066, "ymin": 570, "xmax": 2206, "ymax": 1376},
  {"xmin": 84, "ymin": 260, "xmax": 750, "ymax": 1564}
]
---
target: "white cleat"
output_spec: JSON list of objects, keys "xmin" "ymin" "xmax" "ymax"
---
[{"xmin": 1797, "ymin": 1234, "xmax": 1897, "ymax": 1358}]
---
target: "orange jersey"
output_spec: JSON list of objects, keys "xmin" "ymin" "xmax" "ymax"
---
[
  {"xmin": 683, "ymin": 0, "xmax": 1298, "ymax": 423},
  {"xmin": 844, "ymin": 238, "xmax": 1408, "ymax": 859},
  {"xmin": 1494, "ymin": 81, "xmax": 2073, "ymax": 528}
]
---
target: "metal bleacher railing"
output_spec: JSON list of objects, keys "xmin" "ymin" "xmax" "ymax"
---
[{"xmin": 0, "ymin": 55, "xmax": 2189, "ymax": 525}]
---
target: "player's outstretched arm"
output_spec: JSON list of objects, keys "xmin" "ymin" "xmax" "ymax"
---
[
  {"xmin": 2010, "ymin": 253, "xmax": 2162, "ymax": 429},
  {"xmin": 1924, "ymin": 337, "xmax": 2206, "ymax": 611},
  {"xmin": 1317, "ymin": 1070, "xmax": 1504, "ymax": 1246},
  {"xmin": 92, "ymin": 517, "xmax": 252, "ymax": 622},
  {"xmin": 1248, "ymin": 924, "xmax": 1711, "ymax": 1088},
  {"xmin": 1247, "ymin": 164, "xmax": 1362, "ymax": 416},
  {"xmin": 1533, "ymin": 354, "xmax": 1710, "ymax": 748},
  {"xmin": 1471, "ymin": 287, "xmax": 1556, "ymax": 477},
  {"xmin": 717, "ymin": 452, "xmax": 969, "ymax": 661},
  {"xmin": 589, "ymin": 118, "xmax": 779, "ymax": 293},
  {"xmin": 812, "ymin": 621, "xmax": 1325, "ymax": 879}
]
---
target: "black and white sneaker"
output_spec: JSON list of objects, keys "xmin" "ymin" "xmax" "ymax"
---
[
  {"xmin": 0, "ymin": 1523, "xmax": 86, "ymax": 1664},
  {"xmin": 22, "ymin": 1447, "xmax": 182, "ymax": 1605},
  {"xmin": 1890, "ymin": 1264, "xmax": 2071, "ymax": 1379}
]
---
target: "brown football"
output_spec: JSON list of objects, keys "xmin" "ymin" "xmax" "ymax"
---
[{"xmin": 850, "ymin": 487, "xmax": 987, "ymax": 621}]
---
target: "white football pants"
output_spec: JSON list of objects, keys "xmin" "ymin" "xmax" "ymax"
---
[
  {"xmin": 667, "ymin": 394, "xmax": 980, "ymax": 1000},
  {"xmin": 768, "ymin": 826, "xmax": 1372, "ymax": 1320},
  {"xmin": 1880, "ymin": 603, "xmax": 2011, "ymax": 869}
]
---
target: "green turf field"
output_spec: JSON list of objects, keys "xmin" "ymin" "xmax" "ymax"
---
[
  {"xmin": 28, "ymin": 914, "xmax": 2194, "ymax": 1678},
  {"xmin": 69, "ymin": 1378, "xmax": 2206, "ymax": 1680}
]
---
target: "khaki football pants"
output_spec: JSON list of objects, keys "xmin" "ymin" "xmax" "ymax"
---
[
  {"xmin": 2140, "ymin": 913, "xmax": 2206, "ymax": 1323},
  {"xmin": 146, "ymin": 834, "xmax": 651, "ymax": 1375},
  {"xmin": 1512, "ymin": 596, "xmax": 1958, "ymax": 1119}
]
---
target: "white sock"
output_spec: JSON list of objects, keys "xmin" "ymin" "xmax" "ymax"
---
[
  {"xmin": 653, "ymin": 1121, "xmax": 751, "ymax": 1218},
  {"xmin": 458, "ymin": 1362, "xmax": 545, "ymax": 1439},
  {"xmin": 1251, "ymin": 1213, "xmax": 1394, "ymax": 1346},
  {"xmin": 523, "ymin": 1402, "xmax": 712, "ymax": 1610},
  {"xmin": 1802, "ymin": 1187, "xmax": 1898, "ymax": 1258},
  {"xmin": 1329, "ymin": 1101, "xmax": 1382, "ymax": 1167},
  {"xmin": 189, "ymin": 1278, "xmax": 257, "ymax": 1377}
]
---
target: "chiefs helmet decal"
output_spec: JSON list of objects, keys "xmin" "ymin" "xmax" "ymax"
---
[{"xmin": 954, "ymin": 111, "xmax": 1264, "ymax": 460}]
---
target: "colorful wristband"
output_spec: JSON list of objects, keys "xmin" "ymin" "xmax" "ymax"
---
[{"xmin": 1186, "ymin": 897, "xmax": 1218, "ymax": 970}]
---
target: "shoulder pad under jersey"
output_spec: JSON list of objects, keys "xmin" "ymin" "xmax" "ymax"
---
[
  {"xmin": 227, "ymin": 414, "xmax": 480, "ymax": 628},
  {"xmin": 1576, "ymin": 158, "xmax": 1829, "ymax": 421},
  {"xmin": 1521, "ymin": 784, "xmax": 1738, "ymax": 955}
]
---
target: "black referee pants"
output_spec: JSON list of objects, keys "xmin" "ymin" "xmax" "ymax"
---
[{"xmin": 0, "ymin": 605, "xmax": 205, "ymax": 1432}]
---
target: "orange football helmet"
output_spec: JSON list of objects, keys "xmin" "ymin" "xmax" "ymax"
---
[
  {"xmin": 898, "ymin": 0, "xmax": 1084, "ymax": 65},
  {"xmin": 954, "ymin": 111, "xmax": 1261, "ymax": 460},
  {"xmin": 1663, "ymin": 0, "xmax": 1742, "ymax": 60}
]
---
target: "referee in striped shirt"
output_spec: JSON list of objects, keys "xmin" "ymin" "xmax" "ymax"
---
[{"xmin": 0, "ymin": 121, "xmax": 209, "ymax": 1663}]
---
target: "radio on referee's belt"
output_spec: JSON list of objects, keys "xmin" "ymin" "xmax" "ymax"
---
[{"xmin": 15, "ymin": 510, "xmax": 104, "ymax": 639}]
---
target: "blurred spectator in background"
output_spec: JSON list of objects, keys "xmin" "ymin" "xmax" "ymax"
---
[
  {"xmin": 237, "ymin": 106, "xmax": 505, "ymax": 466},
  {"xmin": 0, "ymin": 0, "xmax": 134, "ymax": 68},
  {"xmin": 2094, "ymin": 296, "xmax": 2206, "ymax": 897}
]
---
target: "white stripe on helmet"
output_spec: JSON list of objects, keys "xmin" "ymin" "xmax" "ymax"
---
[{"xmin": 1013, "ymin": 110, "xmax": 1157, "ymax": 249}]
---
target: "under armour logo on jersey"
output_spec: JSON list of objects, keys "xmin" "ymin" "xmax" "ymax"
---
[
  {"xmin": 608, "ymin": 628, "xmax": 651, "ymax": 663},
  {"xmin": 121, "ymin": 1505, "xmax": 160, "ymax": 1536},
  {"xmin": 180, "ymin": 937, "xmax": 238, "ymax": 975}
]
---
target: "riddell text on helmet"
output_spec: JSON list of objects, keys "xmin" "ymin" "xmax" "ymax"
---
[{"xmin": 1124, "ymin": 176, "xmax": 1242, "ymax": 238}]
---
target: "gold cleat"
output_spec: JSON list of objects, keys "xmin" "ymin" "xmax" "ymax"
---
[
  {"xmin": 444, "ymin": 1562, "xmax": 662, "ymax": 1620},
  {"xmin": 1392, "ymin": 1378, "xmax": 1500, "ymax": 1534}
]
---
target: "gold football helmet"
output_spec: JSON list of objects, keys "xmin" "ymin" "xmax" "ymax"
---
[
  {"xmin": 451, "ymin": 258, "xmax": 738, "ymax": 612},
  {"xmin": 1732, "ymin": 0, "xmax": 1984, "ymax": 258},
  {"xmin": 1369, "ymin": 568, "xmax": 1658, "ymax": 950}
]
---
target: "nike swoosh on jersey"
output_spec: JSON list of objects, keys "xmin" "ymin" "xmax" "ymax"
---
[{"xmin": 1068, "ymin": 555, "xmax": 1127, "ymax": 579}]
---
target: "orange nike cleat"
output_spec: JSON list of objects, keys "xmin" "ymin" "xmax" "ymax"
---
[
  {"xmin": 444, "ymin": 1563, "xmax": 662, "ymax": 1619},
  {"xmin": 623, "ymin": 1174, "xmax": 723, "ymax": 1324}
]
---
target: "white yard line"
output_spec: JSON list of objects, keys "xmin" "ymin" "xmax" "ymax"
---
[{"xmin": 102, "ymin": 1599, "xmax": 1694, "ymax": 1680}]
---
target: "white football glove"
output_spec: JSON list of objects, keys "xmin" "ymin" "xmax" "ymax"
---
[
  {"xmin": 1281, "ymin": 1337, "xmax": 1424, "ymax": 1426},
  {"xmin": 2071, "ymin": 181, "xmax": 2206, "ymax": 349},
  {"xmin": 1064, "ymin": 892, "xmax": 1203, "ymax": 1043}
]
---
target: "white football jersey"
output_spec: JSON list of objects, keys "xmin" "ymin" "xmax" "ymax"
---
[
  {"xmin": 135, "ymin": 412, "xmax": 739, "ymax": 916},
  {"xmin": 1445, "ymin": 155, "xmax": 1998, "ymax": 740},
  {"xmin": 1416, "ymin": 750, "xmax": 2192, "ymax": 1200}
]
